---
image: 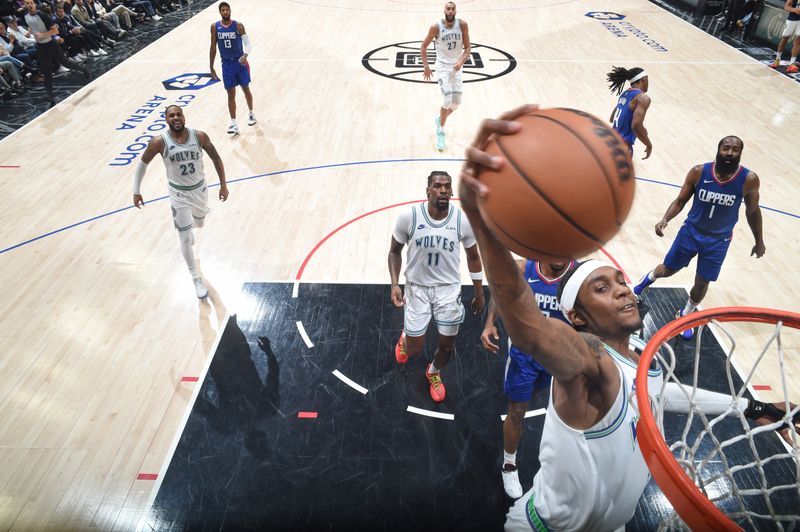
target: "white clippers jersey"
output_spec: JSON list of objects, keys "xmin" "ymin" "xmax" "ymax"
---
[
  {"xmin": 160, "ymin": 128, "xmax": 206, "ymax": 192},
  {"xmin": 526, "ymin": 336, "xmax": 662, "ymax": 531},
  {"xmin": 393, "ymin": 202, "xmax": 475, "ymax": 286},
  {"xmin": 435, "ymin": 19, "xmax": 463, "ymax": 67}
]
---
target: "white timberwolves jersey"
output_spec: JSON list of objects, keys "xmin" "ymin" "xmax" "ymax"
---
[
  {"xmin": 523, "ymin": 336, "xmax": 663, "ymax": 531},
  {"xmin": 393, "ymin": 202, "xmax": 475, "ymax": 286},
  {"xmin": 435, "ymin": 19, "xmax": 463, "ymax": 67},
  {"xmin": 160, "ymin": 128, "xmax": 206, "ymax": 192}
]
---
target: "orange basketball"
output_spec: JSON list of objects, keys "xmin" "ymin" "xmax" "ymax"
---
[{"xmin": 477, "ymin": 107, "xmax": 635, "ymax": 261}]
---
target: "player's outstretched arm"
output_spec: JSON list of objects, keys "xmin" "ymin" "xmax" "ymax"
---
[
  {"xmin": 458, "ymin": 106, "xmax": 603, "ymax": 383},
  {"xmin": 655, "ymin": 165, "xmax": 701, "ymax": 236},
  {"xmin": 132, "ymin": 136, "xmax": 164, "ymax": 208},
  {"xmin": 388, "ymin": 237, "xmax": 405, "ymax": 307},
  {"xmin": 743, "ymin": 171, "xmax": 765, "ymax": 257},
  {"xmin": 197, "ymin": 131, "xmax": 228, "ymax": 201},
  {"xmin": 420, "ymin": 24, "xmax": 437, "ymax": 80},
  {"xmin": 480, "ymin": 260, "xmax": 524, "ymax": 353}
]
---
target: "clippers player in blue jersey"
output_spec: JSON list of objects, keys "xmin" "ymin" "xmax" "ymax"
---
[
  {"xmin": 634, "ymin": 136, "xmax": 766, "ymax": 339},
  {"xmin": 481, "ymin": 259, "xmax": 574, "ymax": 499},
  {"xmin": 607, "ymin": 66, "xmax": 653, "ymax": 159},
  {"xmin": 209, "ymin": 2, "xmax": 255, "ymax": 136}
]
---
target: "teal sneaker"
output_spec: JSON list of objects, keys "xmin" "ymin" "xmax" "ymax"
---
[{"xmin": 436, "ymin": 129, "xmax": 446, "ymax": 151}]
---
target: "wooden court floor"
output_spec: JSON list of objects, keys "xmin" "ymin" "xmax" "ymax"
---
[{"xmin": 0, "ymin": 0, "xmax": 798, "ymax": 529}]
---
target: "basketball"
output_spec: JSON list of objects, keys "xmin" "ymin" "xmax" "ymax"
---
[{"xmin": 477, "ymin": 108, "xmax": 636, "ymax": 261}]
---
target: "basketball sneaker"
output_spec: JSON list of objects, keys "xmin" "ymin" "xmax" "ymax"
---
[
  {"xmin": 227, "ymin": 123, "xmax": 239, "ymax": 135},
  {"xmin": 787, "ymin": 64, "xmax": 799, "ymax": 74},
  {"xmin": 633, "ymin": 271, "xmax": 654, "ymax": 296},
  {"xmin": 502, "ymin": 464, "xmax": 523, "ymax": 499},
  {"xmin": 193, "ymin": 277, "xmax": 208, "ymax": 299},
  {"xmin": 436, "ymin": 129, "xmax": 446, "ymax": 151},
  {"xmin": 770, "ymin": 58, "xmax": 781, "ymax": 68},
  {"xmin": 395, "ymin": 332, "xmax": 408, "ymax": 364},
  {"xmin": 247, "ymin": 113, "xmax": 256, "ymax": 126},
  {"xmin": 426, "ymin": 364, "xmax": 446, "ymax": 402},
  {"xmin": 676, "ymin": 308, "xmax": 694, "ymax": 340}
]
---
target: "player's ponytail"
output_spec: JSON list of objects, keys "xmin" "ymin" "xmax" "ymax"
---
[{"xmin": 606, "ymin": 66, "xmax": 644, "ymax": 95}]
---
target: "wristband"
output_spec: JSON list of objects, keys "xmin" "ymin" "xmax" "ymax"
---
[{"xmin": 470, "ymin": 271, "xmax": 483, "ymax": 281}]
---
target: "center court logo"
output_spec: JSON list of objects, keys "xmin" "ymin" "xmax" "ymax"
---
[
  {"xmin": 161, "ymin": 73, "xmax": 219, "ymax": 91},
  {"xmin": 585, "ymin": 11, "xmax": 626, "ymax": 20},
  {"xmin": 362, "ymin": 41, "xmax": 516, "ymax": 84}
]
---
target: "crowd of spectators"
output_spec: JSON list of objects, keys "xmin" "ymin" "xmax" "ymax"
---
[{"xmin": 0, "ymin": 0, "xmax": 193, "ymax": 105}]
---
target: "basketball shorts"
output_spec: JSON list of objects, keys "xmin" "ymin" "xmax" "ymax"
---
[
  {"xmin": 663, "ymin": 222, "xmax": 732, "ymax": 282},
  {"xmin": 403, "ymin": 282, "xmax": 465, "ymax": 337},
  {"xmin": 504, "ymin": 343, "xmax": 552, "ymax": 403},
  {"xmin": 221, "ymin": 59, "xmax": 251, "ymax": 89},
  {"xmin": 436, "ymin": 64, "xmax": 463, "ymax": 96},
  {"xmin": 782, "ymin": 19, "xmax": 800, "ymax": 38},
  {"xmin": 169, "ymin": 181, "xmax": 210, "ymax": 231}
]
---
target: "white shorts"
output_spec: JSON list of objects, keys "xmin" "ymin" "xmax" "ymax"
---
[
  {"xmin": 403, "ymin": 282, "xmax": 464, "ymax": 337},
  {"xmin": 782, "ymin": 19, "xmax": 800, "ymax": 38},
  {"xmin": 436, "ymin": 64, "xmax": 463, "ymax": 96},
  {"xmin": 169, "ymin": 181, "xmax": 209, "ymax": 231}
]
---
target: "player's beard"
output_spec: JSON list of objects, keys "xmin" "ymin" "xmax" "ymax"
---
[
  {"xmin": 445, "ymin": 13, "xmax": 455, "ymax": 22},
  {"xmin": 715, "ymin": 152, "xmax": 740, "ymax": 175},
  {"xmin": 169, "ymin": 123, "xmax": 185, "ymax": 133}
]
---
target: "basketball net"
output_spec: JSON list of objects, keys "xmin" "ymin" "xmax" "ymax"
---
[{"xmin": 636, "ymin": 307, "xmax": 800, "ymax": 531}]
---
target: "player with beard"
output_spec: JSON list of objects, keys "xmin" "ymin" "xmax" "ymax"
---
[
  {"xmin": 210, "ymin": 1, "xmax": 256, "ymax": 135},
  {"xmin": 388, "ymin": 171, "xmax": 484, "ymax": 403},
  {"xmin": 633, "ymin": 135, "xmax": 765, "ymax": 339},
  {"xmin": 133, "ymin": 105, "xmax": 229, "ymax": 299},
  {"xmin": 421, "ymin": 1, "xmax": 471, "ymax": 151}
]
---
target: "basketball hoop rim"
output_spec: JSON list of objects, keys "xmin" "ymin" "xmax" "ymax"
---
[{"xmin": 636, "ymin": 306, "xmax": 800, "ymax": 531}]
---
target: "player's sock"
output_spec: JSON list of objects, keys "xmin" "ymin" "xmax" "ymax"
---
[
  {"xmin": 503, "ymin": 450, "xmax": 517, "ymax": 469},
  {"xmin": 428, "ymin": 361, "xmax": 440, "ymax": 374},
  {"xmin": 683, "ymin": 298, "xmax": 699, "ymax": 315},
  {"xmin": 633, "ymin": 270, "xmax": 655, "ymax": 296},
  {"xmin": 179, "ymin": 230, "xmax": 197, "ymax": 277},
  {"xmin": 792, "ymin": 56, "xmax": 797, "ymax": 64}
]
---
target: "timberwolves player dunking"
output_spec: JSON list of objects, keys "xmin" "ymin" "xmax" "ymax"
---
[
  {"xmin": 388, "ymin": 171, "xmax": 484, "ymax": 403},
  {"xmin": 421, "ymin": 2, "xmax": 471, "ymax": 151},
  {"xmin": 606, "ymin": 66, "xmax": 653, "ymax": 159},
  {"xmin": 210, "ymin": 1, "xmax": 255, "ymax": 135},
  {"xmin": 634, "ymin": 136, "xmax": 766, "ymax": 339},
  {"xmin": 132, "ymin": 105, "xmax": 229, "ymax": 299},
  {"xmin": 481, "ymin": 260, "xmax": 574, "ymax": 499}
]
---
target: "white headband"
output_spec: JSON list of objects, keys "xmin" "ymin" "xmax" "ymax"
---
[
  {"xmin": 629, "ymin": 70, "xmax": 648, "ymax": 83},
  {"xmin": 559, "ymin": 260, "xmax": 614, "ymax": 320}
]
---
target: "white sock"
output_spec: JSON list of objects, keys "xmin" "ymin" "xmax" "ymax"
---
[
  {"xmin": 179, "ymin": 231, "xmax": 197, "ymax": 277},
  {"xmin": 683, "ymin": 298, "xmax": 699, "ymax": 314},
  {"xmin": 503, "ymin": 450, "xmax": 517, "ymax": 467},
  {"xmin": 776, "ymin": 52, "xmax": 782, "ymax": 61},
  {"xmin": 428, "ymin": 362, "xmax": 440, "ymax": 374},
  {"xmin": 647, "ymin": 270, "xmax": 656, "ymax": 282},
  {"xmin": 791, "ymin": 56, "xmax": 797, "ymax": 64},
  {"xmin": 249, "ymin": 110, "xmax": 255, "ymax": 118},
  {"xmin": 230, "ymin": 119, "xmax": 237, "ymax": 127}
]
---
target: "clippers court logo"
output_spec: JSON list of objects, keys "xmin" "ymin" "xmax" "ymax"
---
[
  {"xmin": 585, "ymin": 11, "xmax": 626, "ymax": 20},
  {"xmin": 161, "ymin": 73, "xmax": 219, "ymax": 91},
  {"xmin": 362, "ymin": 41, "xmax": 516, "ymax": 84}
]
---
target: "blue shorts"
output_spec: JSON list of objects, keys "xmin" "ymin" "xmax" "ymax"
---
[
  {"xmin": 663, "ymin": 223, "xmax": 732, "ymax": 282},
  {"xmin": 504, "ymin": 345, "xmax": 552, "ymax": 403},
  {"xmin": 221, "ymin": 60, "xmax": 250, "ymax": 89}
]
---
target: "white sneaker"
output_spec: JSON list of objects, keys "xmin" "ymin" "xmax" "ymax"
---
[
  {"xmin": 88, "ymin": 50, "xmax": 99, "ymax": 57},
  {"xmin": 57, "ymin": 65, "xmax": 70, "ymax": 73},
  {"xmin": 226, "ymin": 123, "xmax": 239, "ymax": 135},
  {"xmin": 502, "ymin": 465, "xmax": 523, "ymax": 499},
  {"xmin": 152, "ymin": 14, "xmax": 162, "ymax": 20},
  {"xmin": 193, "ymin": 277, "xmax": 208, "ymax": 299},
  {"xmin": 247, "ymin": 114, "xmax": 256, "ymax": 126},
  {"xmin": 75, "ymin": 54, "xmax": 86, "ymax": 61},
  {"xmin": 98, "ymin": 48, "xmax": 108, "ymax": 56}
]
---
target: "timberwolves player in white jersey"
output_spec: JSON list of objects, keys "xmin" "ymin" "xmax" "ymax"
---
[
  {"xmin": 421, "ymin": 2, "xmax": 471, "ymax": 151},
  {"xmin": 209, "ymin": 2, "xmax": 255, "ymax": 135},
  {"xmin": 388, "ymin": 171, "xmax": 484, "ymax": 403},
  {"xmin": 456, "ymin": 108, "xmax": 792, "ymax": 532},
  {"xmin": 132, "ymin": 105, "xmax": 229, "ymax": 299}
]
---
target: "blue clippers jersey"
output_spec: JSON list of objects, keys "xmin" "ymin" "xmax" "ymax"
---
[
  {"xmin": 215, "ymin": 20, "xmax": 243, "ymax": 61},
  {"xmin": 523, "ymin": 260, "xmax": 573, "ymax": 324},
  {"xmin": 612, "ymin": 88, "xmax": 641, "ymax": 146},
  {"xmin": 686, "ymin": 162, "xmax": 747, "ymax": 236}
]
